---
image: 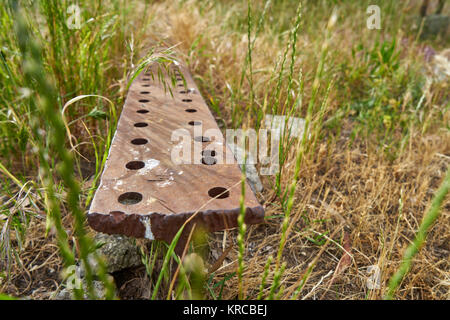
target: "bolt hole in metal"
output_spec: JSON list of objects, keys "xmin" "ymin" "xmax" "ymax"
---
[
  {"xmin": 139, "ymin": 99, "xmax": 150, "ymax": 103},
  {"xmin": 118, "ymin": 192, "xmax": 143, "ymax": 205},
  {"xmin": 110, "ymin": 210, "xmax": 125, "ymax": 215},
  {"xmin": 188, "ymin": 121, "xmax": 201, "ymax": 126},
  {"xmin": 185, "ymin": 108, "xmax": 197, "ymax": 113},
  {"xmin": 137, "ymin": 109, "xmax": 149, "ymax": 114},
  {"xmin": 182, "ymin": 99, "xmax": 192, "ymax": 102},
  {"xmin": 208, "ymin": 187, "xmax": 229, "ymax": 199},
  {"xmin": 134, "ymin": 122, "xmax": 148, "ymax": 127},
  {"xmin": 140, "ymin": 91, "xmax": 150, "ymax": 94},
  {"xmin": 131, "ymin": 138, "xmax": 148, "ymax": 145},
  {"xmin": 194, "ymin": 136, "xmax": 210, "ymax": 142},
  {"xmin": 201, "ymin": 150, "xmax": 216, "ymax": 157},
  {"xmin": 201, "ymin": 157, "xmax": 217, "ymax": 165},
  {"xmin": 126, "ymin": 161, "xmax": 145, "ymax": 170}
]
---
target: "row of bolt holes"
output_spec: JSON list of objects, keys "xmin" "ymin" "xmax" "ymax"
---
[{"xmin": 118, "ymin": 70, "xmax": 229, "ymax": 205}]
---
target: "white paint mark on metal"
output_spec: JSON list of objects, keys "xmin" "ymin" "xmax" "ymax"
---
[
  {"xmin": 157, "ymin": 176, "xmax": 174, "ymax": 188},
  {"xmin": 141, "ymin": 216, "xmax": 154, "ymax": 240},
  {"xmin": 138, "ymin": 159, "xmax": 160, "ymax": 175},
  {"xmin": 113, "ymin": 180, "xmax": 123, "ymax": 191}
]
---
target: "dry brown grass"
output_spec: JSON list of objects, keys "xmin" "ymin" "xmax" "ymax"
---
[
  {"xmin": 1, "ymin": 0, "xmax": 448, "ymax": 300},
  {"xmin": 146, "ymin": 0, "xmax": 449, "ymax": 300},
  {"xmin": 0, "ymin": 217, "xmax": 62, "ymax": 299},
  {"xmin": 205, "ymin": 127, "xmax": 449, "ymax": 300}
]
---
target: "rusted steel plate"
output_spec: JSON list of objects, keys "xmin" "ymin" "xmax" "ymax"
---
[{"xmin": 87, "ymin": 63, "xmax": 264, "ymax": 246}]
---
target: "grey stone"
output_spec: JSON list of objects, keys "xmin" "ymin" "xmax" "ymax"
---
[
  {"xmin": 227, "ymin": 143, "xmax": 264, "ymax": 193},
  {"xmin": 419, "ymin": 15, "xmax": 449, "ymax": 40},
  {"xmin": 431, "ymin": 51, "xmax": 450, "ymax": 82},
  {"xmin": 53, "ymin": 233, "xmax": 140, "ymax": 300},
  {"xmin": 93, "ymin": 233, "xmax": 142, "ymax": 273},
  {"xmin": 75, "ymin": 233, "xmax": 142, "ymax": 278},
  {"xmin": 53, "ymin": 280, "xmax": 110, "ymax": 300},
  {"xmin": 54, "ymin": 288, "xmax": 72, "ymax": 300}
]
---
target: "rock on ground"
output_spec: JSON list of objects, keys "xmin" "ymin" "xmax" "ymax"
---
[
  {"xmin": 227, "ymin": 143, "xmax": 264, "ymax": 193},
  {"xmin": 419, "ymin": 15, "xmax": 449, "ymax": 40},
  {"xmin": 53, "ymin": 280, "xmax": 110, "ymax": 300},
  {"xmin": 93, "ymin": 233, "xmax": 142, "ymax": 273}
]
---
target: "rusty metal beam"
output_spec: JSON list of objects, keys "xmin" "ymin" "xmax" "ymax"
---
[{"xmin": 87, "ymin": 63, "xmax": 264, "ymax": 248}]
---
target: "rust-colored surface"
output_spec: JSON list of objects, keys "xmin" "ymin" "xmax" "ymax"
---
[{"xmin": 87, "ymin": 63, "xmax": 264, "ymax": 246}]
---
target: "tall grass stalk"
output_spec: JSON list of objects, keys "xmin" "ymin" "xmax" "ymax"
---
[
  {"xmin": 266, "ymin": 9, "xmax": 335, "ymax": 300},
  {"xmin": 273, "ymin": 1, "xmax": 302, "ymax": 198},
  {"xmin": 60, "ymin": 94, "xmax": 117, "ymax": 208},
  {"xmin": 152, "ymin": 210, "xmax": 203, "ymax": 300},
  {"xmin": 237, "ymin": 157, "xmax": 247, "ymax": 300},
  {"xmin": 257, "ymin": 255, "xmax": 273, "ymax": 300},
  {"xmin": 151, "ymin": 225, "xmax": 186, "ymax": 300},
  {"xmin": 276, "ymin": 70, "xmax": 304, "ymax": 202},
  {"xmin": 10, "ymin": 1, "xmax": 115, "ymax": 299},
  {"xmin": 281, "ymin": 2, "xmax": 302, "ymax": 114},
  {"xmin": 274, "ymin": 9, "xmax": 335, "ymax": 273},
  {"xmin": 267, "ymin": 262, "xmax": 286, "ymax": 300},
  {"xmin": 272, "ymin": 1, "xmax": 302, "ymax": 116},
  {"xmin": 246, "ymin": 0, "xmax": 254, "ymax": 111},
  {"xmin": 385, "ymin": 167, "xmax": 450, "ymax": 300}
]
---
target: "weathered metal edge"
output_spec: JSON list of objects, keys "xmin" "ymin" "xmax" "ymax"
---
[{"xmin": 87, "ymin": 205, "xmax": 265, "ymax": 242}]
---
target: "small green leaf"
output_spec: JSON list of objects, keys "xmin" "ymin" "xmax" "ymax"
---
[
  {"xmin": 88, "ymin": 107, "xmax": 108, "ymax": 120},
  {"xmin": 0, "ymin": 293, "xmax": 16, "ymax": 300}
]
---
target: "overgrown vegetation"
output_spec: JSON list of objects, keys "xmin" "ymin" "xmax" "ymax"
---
[{"xmin": 0, "ymin": 0, "xmax": 449, "ymax": 300}]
